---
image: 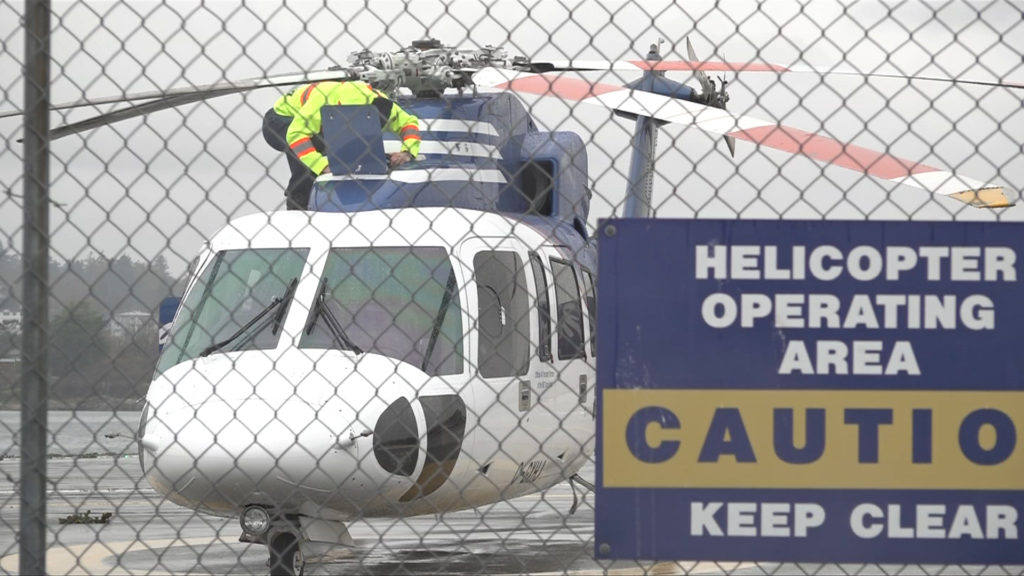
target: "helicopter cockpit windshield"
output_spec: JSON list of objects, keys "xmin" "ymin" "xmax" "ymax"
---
[
  {"xmin": 156, "ymin": 248, "xmax": 307, "ymax": 372},
  {"xmin": 300, "ymin": 247, "xmax": 464, "ymax": 376}
]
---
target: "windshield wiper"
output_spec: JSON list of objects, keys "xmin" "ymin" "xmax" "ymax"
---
[
  {"xmin": 305, "ymin": 276, "xmax": 363, "ymax": 354},
  {"xmin": 270, "ymin": 278, "xmax": 298, "ymax": 335},
  {"xmin": 422, "ymin": 266, "xmax": 458, "ymax": 372},
  {"xmin": 199, "ymin": 278, "xmax": 298, "ymax": 357}
]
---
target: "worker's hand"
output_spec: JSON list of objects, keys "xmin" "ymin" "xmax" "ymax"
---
[
  {"xmin": 388, "ymin": 151, "xmax": 413, "ymax": 168},
  {"xmin": 320, "ymin": 166, "xmax": 332, "ymax": 175}
]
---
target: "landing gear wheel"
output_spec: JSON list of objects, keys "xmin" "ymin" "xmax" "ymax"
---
[{"xmin": 268, "ymin": 532, "xmax": 304, "ymax": 576}]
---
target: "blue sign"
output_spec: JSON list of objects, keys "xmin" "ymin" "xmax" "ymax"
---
[{"xmin": 595, "ymin": 219, "xmax": 1024, "ymax": 564}]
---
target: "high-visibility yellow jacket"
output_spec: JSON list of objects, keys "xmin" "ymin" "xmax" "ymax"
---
[{"xmin": 273, "ymin": 81, "xmax": 421, "ymax": 175}]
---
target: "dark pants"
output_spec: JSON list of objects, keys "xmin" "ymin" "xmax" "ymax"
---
[{"xmin": 262, "ymin": 109, "xmax": 325, "ymax": 210}]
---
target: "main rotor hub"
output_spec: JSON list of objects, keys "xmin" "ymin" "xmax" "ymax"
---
[{"xmin": 340, "ymin": 38, "xmax": 515, "ymax": 96}]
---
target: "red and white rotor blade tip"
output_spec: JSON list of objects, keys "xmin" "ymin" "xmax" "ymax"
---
[{"xmin": 475, "ymin": 68, "xmax": 1010, "ymax": 209}]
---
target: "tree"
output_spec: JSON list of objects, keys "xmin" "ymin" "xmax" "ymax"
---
[
  {"xmin": 48, "ymin": 300, "xmax": 111, "ymax": 404},
  {"xmin": 106, "ymin": 322, "xmax": 160, "ymax": 401}
]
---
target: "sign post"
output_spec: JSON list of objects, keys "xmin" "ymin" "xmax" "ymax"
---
[{"xmin": 595, "ymin": 219, "xmax": 1024, "ymax": 563}]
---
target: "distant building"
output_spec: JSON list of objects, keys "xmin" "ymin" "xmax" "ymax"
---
[
  {"xmin": 107, "ymin": 311, "xmax": 154, "ymax": 339},
  {"xmin": 0, "ymin": 310, "xmax": 21, "ymax": 334}
]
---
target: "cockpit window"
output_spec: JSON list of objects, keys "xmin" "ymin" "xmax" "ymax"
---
[
  {"xmin": 300, "ymin": 247, "xmax": 464, "ymax": 376},
  {"xmin": 156, "ymin": 248, "xmax": 307, "ymax": 372}
]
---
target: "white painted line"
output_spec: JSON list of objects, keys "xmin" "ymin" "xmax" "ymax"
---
[
  {"xmin": 419, "ymin": 118, "xmax": 499, "ymax": 136},
  {"xmin": 384, "ymin": 140, "xmax": 503, "ymax": 159},
  {"xmin": 318, "ymin": 168, "xmax": 507, "ymax": 184}
]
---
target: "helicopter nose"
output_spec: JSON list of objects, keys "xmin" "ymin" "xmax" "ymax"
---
[
  {"xmin": 139, "ymin": 387, "xmax": 359, "ymax": 514},
  {"xmin": 139, "ymin": 354, "xmax": 468, "ymax": 515}
]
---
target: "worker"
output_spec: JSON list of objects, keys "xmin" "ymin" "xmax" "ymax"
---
[{"xmin": 262, "ymin": 81, "xmax": 421, "ymax": 210}]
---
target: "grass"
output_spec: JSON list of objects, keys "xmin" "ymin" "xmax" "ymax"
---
[{"xmin": 58, "ymin": 510, "xmax": 113, "ymax": 525}]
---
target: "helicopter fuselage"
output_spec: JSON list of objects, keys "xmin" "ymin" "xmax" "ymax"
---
[{"xmin": 140, "ymin": 207, "xmax": 596, "ymax": 522}]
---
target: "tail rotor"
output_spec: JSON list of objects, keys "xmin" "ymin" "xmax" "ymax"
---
[{"xmin": 687, "ymin": 37, "xmax": 736, "ymax": 157}]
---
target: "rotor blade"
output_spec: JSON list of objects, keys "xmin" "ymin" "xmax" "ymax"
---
[
  {"xmin": 0, "ymin": 81, "xmax": 261, "ymax": 120},
  {"xmin": 0, "ymin": 92, "xmax": 161, "ymax": 120},
  {"xmin": 1, "ymin": 72, "xmax": 324, "ymax": 121},
  {"xmin": 686, "ymin": 37, "xmax": 713, "ymax": 96},
  {"xmin": 501, "ymin": 57, "xmax": 1024, "ymax": 91},
  {"xmin": 474, "ymin": 68, "xmax": 1011, "ymax": 208},
  {"xmin": 517, "ymin": 59, "xmax": 787, "ymax": 73},
  {"xmin": 47, "ymin": 90, "xmax": 240, "ymax": 140},
  {"xmin": 785, "ymin": 65, "xmax": 1024, "ymax": 91},
  {"xmin": 516, "ymin": 61, "xmax": 1024, "ymax": 90},
  {"xmin": 10, "ymin": 69, "xmax": 360, "ymax": 139}
]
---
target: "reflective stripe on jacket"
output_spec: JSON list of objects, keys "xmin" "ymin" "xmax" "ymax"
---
[{"xmin": 273, "ymin": 81, "xmax": 421, "ymax": 174}]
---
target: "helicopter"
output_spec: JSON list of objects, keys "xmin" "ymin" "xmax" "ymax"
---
[{"xmin": 21, "ymin": 37, "xmax": 1016, "ymax": 575}]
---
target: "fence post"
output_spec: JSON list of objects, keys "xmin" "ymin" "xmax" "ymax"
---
[{"xmin": 20, "ymin": 1, "xmax": 51, "ymax": 574}]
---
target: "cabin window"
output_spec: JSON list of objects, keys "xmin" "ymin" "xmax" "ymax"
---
[
  {"xmin": 529, "ymin": 253, "xmax": 552, "ymax": 362},
  {"xmin": 475, "ymin": 251, "xmax": 530, "ymax": 378},
  {"xmin": 550, "ymin": 258, "xmax": 585, "ymax": 360},
  {"xmin": 300, "ymin": 247, "xmax": 464, "ymax": 376},
  {"xmin": 582, "ymin": 269, "xmax": 597, "ymax": 357},
  {"xmin": 157, "ymin": 248, "xmax": 308, "ymax": 371}
]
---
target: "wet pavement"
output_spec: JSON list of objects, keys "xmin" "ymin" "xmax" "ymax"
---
[
  {"xmin": 0, "ymin": 456, "xmax": 642, "ymax": 575},
  {"xmin": 1, "ymin": 457, "xmax": 1014, "ymax": 575}
]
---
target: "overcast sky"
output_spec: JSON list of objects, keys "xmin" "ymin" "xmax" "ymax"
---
[{"xmin": 1, "ymin": 0, "xmax": 1022, "ymax": 277}]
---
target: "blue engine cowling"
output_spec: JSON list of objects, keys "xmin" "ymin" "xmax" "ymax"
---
[{"xmin": 309, "ymin": 93, "xmax": 591, "ymax": 237}]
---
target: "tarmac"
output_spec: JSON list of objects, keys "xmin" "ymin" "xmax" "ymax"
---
[
  {"xmin": 0, "ymin": 456, "xmax": 1009, "ymax": 575},
  {"xmin": 0, "ymin": 456, "xmax": 695, "ymax": 575}
]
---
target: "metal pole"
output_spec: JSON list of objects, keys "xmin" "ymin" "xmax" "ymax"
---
[{"xmin": 20, "ymin": 1, "xmax": 51, "ymax": 574}]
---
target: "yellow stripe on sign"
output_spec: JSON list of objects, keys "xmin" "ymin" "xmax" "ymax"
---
[{"xmin": 602, "ymin": 389, "xmax": 1024, "ymax": 490}]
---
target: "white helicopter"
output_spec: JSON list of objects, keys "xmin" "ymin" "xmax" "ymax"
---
[{"xmin": 28, "ymin": 38, "xmax": 1014, "ymax": 575}]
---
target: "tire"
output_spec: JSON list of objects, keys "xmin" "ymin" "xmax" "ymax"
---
[{"xmin": 269, "ymin": 532, "xmax": 304, "ymax": 576}]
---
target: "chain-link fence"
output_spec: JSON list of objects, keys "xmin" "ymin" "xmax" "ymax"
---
[{"xmin": 1, "ymin": 0, "xmax": 1023, "ymax": 574}]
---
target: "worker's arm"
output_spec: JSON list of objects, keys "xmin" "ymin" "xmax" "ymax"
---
[{"xmin": 383, "ymin": 101, "xmax": 421, "ymax": 158}]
